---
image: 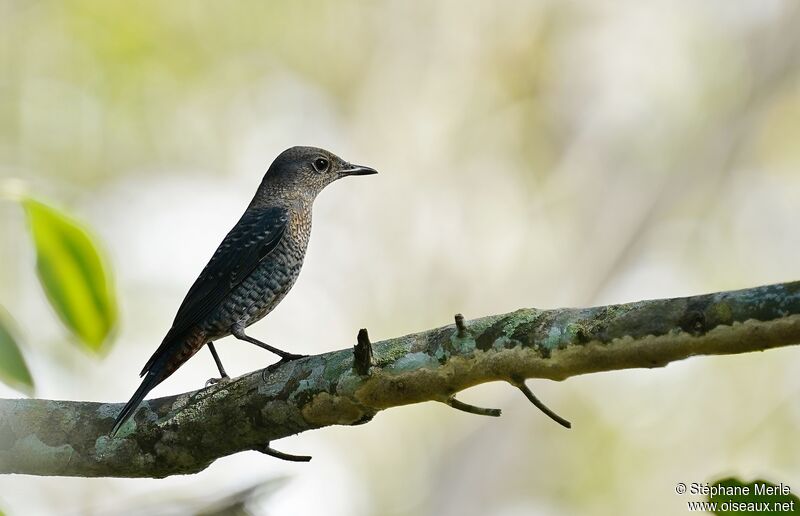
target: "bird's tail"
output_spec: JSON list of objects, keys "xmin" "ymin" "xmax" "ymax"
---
[
  {"xmin": 110, "ymin": 368, "xmax": 163, "ymax": 436},
  {"xmin": 111, "ymin": 331, "xmax": 207, "ymax": 437}
]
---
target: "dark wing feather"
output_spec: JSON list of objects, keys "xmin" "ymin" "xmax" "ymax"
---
[{"xmin": 140, "ymin": 206, "xmax": 289, "ymax": 376}]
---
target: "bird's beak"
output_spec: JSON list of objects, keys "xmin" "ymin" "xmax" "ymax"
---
[{"xmin": 340, "ymin": 163, "xmax": 378, "ymax": 177}]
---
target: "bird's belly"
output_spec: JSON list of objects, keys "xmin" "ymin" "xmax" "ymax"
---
[
  {"xmin": 240, "ymin": 264, "xmax": 301, "ymax": 325},
  {"xmin": 202, "ymin": 246, "xmax": 305, "ymax": 337}
]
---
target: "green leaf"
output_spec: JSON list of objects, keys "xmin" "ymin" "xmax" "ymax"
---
[
  {"xmin": 23, "ymin": 198, "xmax": 117, "ymax": 353},
  {"xmin": 0, "ymin": 309, "xmax": 34, "ymax": 395},
  {"xmin": 709, "ymin": 478, "xmax": 799, "ymax": 515}
]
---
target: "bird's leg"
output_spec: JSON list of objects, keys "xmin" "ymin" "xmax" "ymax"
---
[
  {"xmin": 208, "ymin": 342, "xmax": 228, "ymax": 378},
  {"xmin": 231, "ymin": 325, "xmax": 307, "ymax": 361},
  {"xmin": 205, "ymin": 342, "xmax": 231, "ymax": 386}
]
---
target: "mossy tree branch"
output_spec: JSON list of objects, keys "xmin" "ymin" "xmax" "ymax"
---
[{"xmin": 1, "ymin": 281, "xmax": 799, "ymax": 478}]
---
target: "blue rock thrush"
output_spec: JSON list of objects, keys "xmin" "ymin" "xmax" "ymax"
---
[{"xmin": 112, "ymin": 146, "xmax": 377, "ymax": 436}]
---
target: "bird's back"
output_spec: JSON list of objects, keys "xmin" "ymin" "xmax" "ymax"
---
[
  {"xmin": 111, "ymin": 204, "xmax": 312, "ymax": 436},
  {"xmin": 199, "ymin": 202, "xmax": 313, "ymax": 338},
  {"xmin": 140, "ymin": 203, "xmax": 311, "ymax": 379}
]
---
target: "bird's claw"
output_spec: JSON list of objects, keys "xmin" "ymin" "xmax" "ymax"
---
[
  {"xmin": 264, "ymin": 355, "xmax": 308, "ymax": 375},
  {"xmin": 278, "ymin": 353, "xmax": 309, "ymax": 362},
  {"xmin": 205, "ymin": 375, "xmax": 231, "ymax": 387}
]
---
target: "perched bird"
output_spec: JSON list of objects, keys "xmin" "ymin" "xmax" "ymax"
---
[{"xmin": 112, "ymin": 146, "xmax": 377, "ymax": 436}]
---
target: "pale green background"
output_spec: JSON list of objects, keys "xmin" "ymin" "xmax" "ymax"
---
[{"xmin": 1, "ymin": 1, "xmax": 799, "ymax": 514}]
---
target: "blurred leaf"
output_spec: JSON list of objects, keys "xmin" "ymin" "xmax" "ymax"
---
[
  {"xmin": 709, "ymin": 477, "xmax": 799, "ymax": 515},
  {"xmin": 23, "ymin": 198, "xmax": 117, "ymax": 353},
  {"xmin": 0, "ymin": 309, "xmax": 34, "ymax": 396}
]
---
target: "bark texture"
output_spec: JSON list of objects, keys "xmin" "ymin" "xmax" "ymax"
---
[{"xmin": 1, "ymin": 281, "xmax": 799, "ymax": 478}]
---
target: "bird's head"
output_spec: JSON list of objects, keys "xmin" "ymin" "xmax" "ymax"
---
[{"xmin": 256, "ymin": 146, "xmax": 377, "ymax": 204}]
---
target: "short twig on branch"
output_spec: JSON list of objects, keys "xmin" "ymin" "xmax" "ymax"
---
[
  {"xmin": 1, "ymin": 281, "xmax": 799, "ymax": 478},
  {"xmin": 454, "ymin": 313, "xmax": 468, "ymax": 338},
  {"xmin": 353, "ymin": 328, "xmax": 374, "ymax": 376},
  {"xmin": 443, "ymin": 396, "xmax": 502, "ymax": 417},
  {"xmin": 513, "ymin": 380, "xmax": 572, "ymax": 429},
  {"xmin": 259, "ymin": 444, "xmax": 312, "ymax": 463}
]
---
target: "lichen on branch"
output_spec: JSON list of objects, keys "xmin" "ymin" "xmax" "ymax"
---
[{"xmin": 1, "ymin": 281, "xmax": 799, "ymax": 478}]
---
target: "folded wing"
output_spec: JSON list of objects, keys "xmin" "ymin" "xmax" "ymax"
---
[{"xmin": 140, "ymin": 206, "xmax": 290, "ymax": 376}]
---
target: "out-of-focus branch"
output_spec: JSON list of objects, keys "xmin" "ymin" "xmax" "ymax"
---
[
  {"xmin": 577, "ymin": 5, "xmax": 800, "ymax": 304},
  {"xmin": 1, "ymin": 281, "xmax": 799, "ymax": 479}
]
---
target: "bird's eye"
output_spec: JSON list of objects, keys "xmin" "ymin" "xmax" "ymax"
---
[{"xmin": 313, "ymin": 157, "xmax": 329, "ymax": 172}]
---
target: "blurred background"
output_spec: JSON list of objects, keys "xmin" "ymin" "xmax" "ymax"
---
[{"xmin": 1, "ymin": 0, "xmax": 800, "ymax": 514}]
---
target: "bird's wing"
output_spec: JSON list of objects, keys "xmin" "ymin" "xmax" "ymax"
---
[
  {"xmin": 169, "ymin": 206, "xmax": 290, "ymax": 335},
  {"xmin": 140, "ymin": 206, "xmax": 289, "ymax": 376}
]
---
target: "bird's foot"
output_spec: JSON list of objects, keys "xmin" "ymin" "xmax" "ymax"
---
[
  {"xmin": 205, "ymin": 374, "xmax": 231, "ymax": 387},
  {"xmin": 277, "ymin": 352, "xmax": 309, "ymax": 362}
]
